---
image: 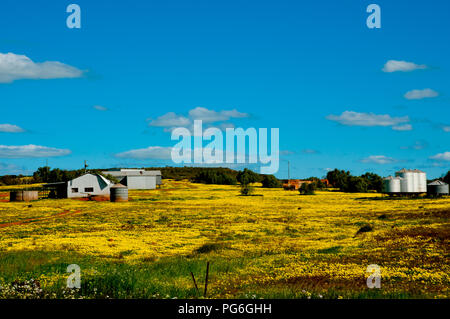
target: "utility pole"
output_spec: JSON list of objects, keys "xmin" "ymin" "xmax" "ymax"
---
[
  {"xmin": 288, "ymin": 160, "xmax": 290, "ymax": 182},
  {"xmin": 84, "ymin": 160, "xmax": 88, "ymax": 173}
]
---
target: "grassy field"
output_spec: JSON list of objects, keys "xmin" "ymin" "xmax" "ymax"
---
[{"xmin": 0, "ymin": 180, "xmax": 448, "ymax": 299}]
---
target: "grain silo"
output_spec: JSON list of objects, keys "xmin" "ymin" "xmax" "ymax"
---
[
  {"xmin": 415, "ymin": 169, "xmax": 427, "ymax": 193},
  {"xmin": 383, "ymin": 176, "xmax": 401, "ymax": 193},
  {"xmin": 412, "ymin": 170, "xmax": 420, "ymax": 193},
  {"xmin": 395, "ymin": 169, "xmax": 415, "ymax": 193},
  {"xmin": 427, "ymin": 180, "xmax": 449, "ymax": 196},
  {"xmin": 110, "ymin": 183, "xmax": 128, "ymax": 202}
]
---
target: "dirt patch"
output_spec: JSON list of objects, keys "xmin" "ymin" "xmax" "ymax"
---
[
  {"xmin": 375, "ymin": 225, "xmax": 450, "ymax": 242},
  {"xmin": 0, "ymin": 209, "xmax": 82, "ymax": 228},
  {"xmin": 397, "ymin": 208, "xmax": 450, "ymax": 220}
]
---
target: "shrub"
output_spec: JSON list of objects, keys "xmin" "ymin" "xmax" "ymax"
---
[
  {"xmin": 299, "ymin": 182, "xmax": 316, "ymax": 195},
  {"xmin": 356, "ymin": 224, "xmax": 373, "ymax": 235},
  {"xmin": 261, "ymin": 175, "xmax": 282, "ymax": 188},
  {"xmin": 240, "ymin": 184, "xmax": 255, "ymax": 196}
]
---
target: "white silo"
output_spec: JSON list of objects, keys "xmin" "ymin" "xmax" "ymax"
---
[
  {"xmin": 416, "ymin": 170, "xmax": 427, "ymax": 193},
  {"xmin": 396, "ymin": 169, "xmax": 414, "ymax": 193},
  {"xmin": 399, "ymin": 177, "xmax": 408, "ymax": 193},
  {"xmin": 412, "ymin": 170, "xmax": 420, "ymax": 193},
  {"xmin": 383, "ymin": 176, "xmax": 401, "ymax": 193}
]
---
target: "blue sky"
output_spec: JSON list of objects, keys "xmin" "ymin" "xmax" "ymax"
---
[{"xmin": 0, "ymin": 0, "xmax": 449, "ymax": 178}]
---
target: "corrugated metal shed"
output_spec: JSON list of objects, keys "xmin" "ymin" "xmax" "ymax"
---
[
  {"xmin": 427, "ymin": 180, "xmax": 449, "ymax": 195},
  {"xmin": 102, "ymin": 169, "xmax": 161, "ymax": 189}
]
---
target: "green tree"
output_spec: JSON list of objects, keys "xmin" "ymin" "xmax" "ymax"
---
[
  {"xmin": 32, "ymin": 167, "xmax": 84, "ymax": 183},
  {"xmin": 33, "ymin": 166, "xmax": 51, "ymax": 183},
  {"xmin": 261, "ymin": 175, "xmax": 282, "ymax": 188},
  {"xmin": 305, "ymin": 177, "xmax": 326, "ymax": 189},
  {"xmin": 193, "ymin": 170, "xmax": 237, "ymax": 185},
  {"xmin": 326, "ymin": 169, "xmax": 350, "ymax": 190},
  {"xmin": 344, "ymin": 176, "xmax": 368, "ymax": 193},
  {"xmin": 361, "ymin": 172, "xmax": 383, "ymax": 192},
  {"xmin": 443, "ymin": 171, "xmax": 450, "ymax": 184},
  {"xmin": 236, "ymin": 168, "xmax": 260, "ymax": 185}
]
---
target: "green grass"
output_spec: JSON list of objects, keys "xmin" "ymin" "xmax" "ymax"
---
[{"xmin": 0, "ymin": 250, "xmax": 253, "ymax": 299}]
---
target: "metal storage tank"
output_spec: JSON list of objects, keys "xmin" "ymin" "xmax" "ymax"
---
[
  {"xmin": 412, "ymin": 170, "xmax": 420, "ymax": 193},
  {"xmin": 383, "ymin": 176, "xmax": 401, "ymax": 193},
  {"xmin": 396, "ymin": 169, "xmax": 415, "ymax": 193},
  {"xmin": 416, "ymin": 170, "xmax": 427, "ymax": 193},
  {"xmin": 10, "ymin": 190, "xmax": 39, "ymax": 202},
  {"xmin": 110, "ymin": 184, "xmax": 128, "ymax": 202},
  {"xmin": 427, "ymin": 180, "xmax": 449, "ymax": 196}
]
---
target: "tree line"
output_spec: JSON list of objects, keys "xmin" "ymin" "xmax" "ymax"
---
[
  {"xmin": 1, "ymin": 166, "xmax": 449, "ymax": 194},
  {"xmin": 325, "ymin": 169, "xmax": 384, "ymax": 193}
]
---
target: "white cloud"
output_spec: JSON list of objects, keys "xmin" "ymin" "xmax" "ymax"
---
[
  {"xmin": 429, "ymin": 152, "xmax": 450, "ymax": 162},
  {"xmin": 382, "ymin": 60, "xmax": 427, "ymax": 73},
  {"xmin": 149, "ymin": 107, "xmax": 250, "ymax": 130},
  {"xmin": 401, "ymin": 141, "xmax": 428, "ymax": 150},
  {"xmin": 189, "ymin": 107, "xmax": 250, "ymax": 124},
  {"xmin": 220, "ymin": 109, "xmax": 250, "ymax": 119},
  {"xmin": 0, "ymin": 145, "xmax": 71, "ymax": 158},
  {"xmin": 0, "ymin": 163, "xmax": 26, "ymax": 175},
  {"xmin": 326, "ymin": 111, "xmax": 410, "ymax": 128},
  {"xmin": 115, "ymin": 146, "xmax": 173, "ymax": 160},
  {"xmin": 392, "ymin": 124, "xmax": 413, "ymax": 131},
  {"xmin": 301, "ymin": 149, "xmax": 319, "ymax": 154},
  {"xmin": 0, "ymin": 52, "xmax": 84, "ymax": 83},
  {"xmin": 189, "ymin": 107, "xmax": 228, "ymax": 123},
  {"xmin": 93, "ymin": 105, "xmax": 107, "ymax": 111},
  {"xmin": 404, "ymin": 88, "xmax": 438, "ymax": 100},
  {"xmin": 0, "ymin": 124, "xmax": 25, "ymax": 133},
  {"xmin": 442, "ymin": 126, "xmax": 450, "ymax": 132},
  {"xmin": 361, "ymin": 155, "xmax": 397, "ymax": 164},
  {"xmin": 148, "ymin": 112, "xmax": 191, "ymax": 127}
]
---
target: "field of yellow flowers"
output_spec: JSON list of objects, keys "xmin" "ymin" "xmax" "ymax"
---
[{"xmin": 0, "ymin": 180, "xmax": 448, "ymax": 299}]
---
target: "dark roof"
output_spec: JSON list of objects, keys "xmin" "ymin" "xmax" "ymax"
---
[{"xmin": 428, "ymin": 180, "xmax": 448, "ymax": 186}]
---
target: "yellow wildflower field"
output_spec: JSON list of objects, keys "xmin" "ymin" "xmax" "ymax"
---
[{"xmin": 0, "ymin": 180, "xmax": 448, "ymax": 298}]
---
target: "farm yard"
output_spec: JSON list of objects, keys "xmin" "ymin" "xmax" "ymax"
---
[{"xmin": 0, "ymin": 180, "xmax": 448, "ymax": 299}]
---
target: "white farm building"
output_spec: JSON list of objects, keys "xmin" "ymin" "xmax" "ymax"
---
[
  {"xmin": 101, "ymin": 169, "xmax": 162, "ymax": 190},
  {"xmin": 44, "ymin": 173, "xmax": 113, "ymax": 198}
]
